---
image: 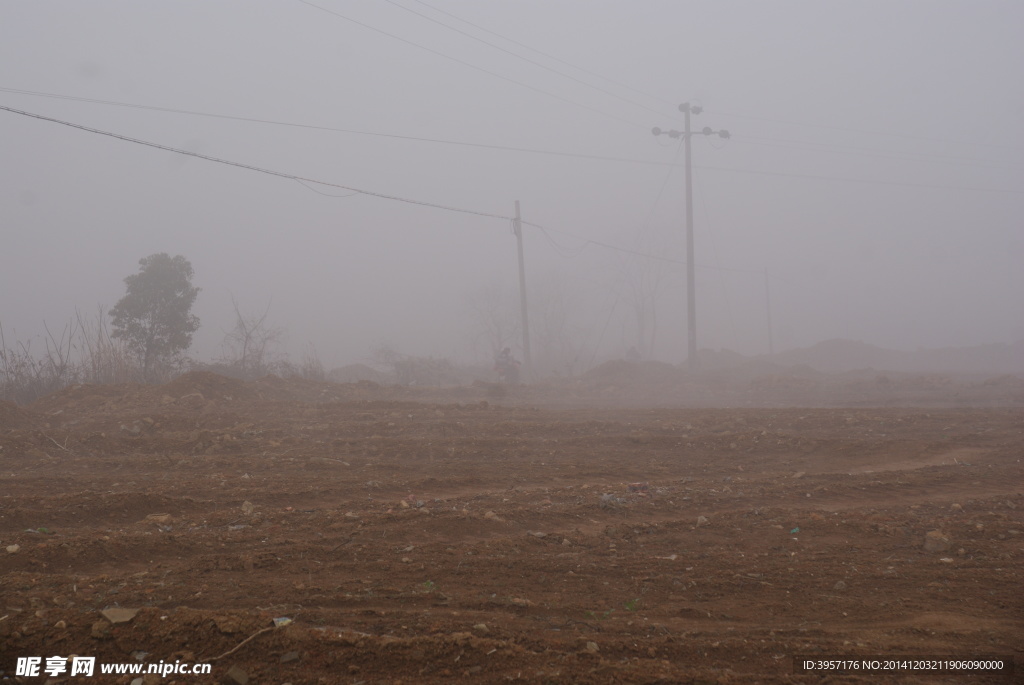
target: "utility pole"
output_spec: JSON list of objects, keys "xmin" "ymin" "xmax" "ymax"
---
[
  {"xmin": 513, "ymin": 200, "xmax": 532, "ymax": 381},
  {"xmin": 764, "ymin": 268, "xmax": 775, "ymax": 355},
  {"xmin": 652, "ymin": 103, "xmax": 729, "ymax": 372}
]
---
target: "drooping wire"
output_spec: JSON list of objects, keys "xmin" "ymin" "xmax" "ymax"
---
[
  {"xmin": 294, "ymin": 0, "xmax": 648, "ymax": 130},
  {"xmin": 0, "ymin": 86, "xmax": 672, "ymax": 166},
  {"xmin": 0, "ymin": 104, "xmax": 513, "ymax": 221},
  {"xmin": 407, "ymin": 0, "xmax": 676, "ymax": 109},
  {"xmin": 294, "ymin": 179, "xmax": 360, "ymax": 198},
  {"xmin": 706, "ymin": 109, "xmax": 1024, "ymax": 152},
  {"xmin": 381, "ymin": 0, "xmax": 671, "ymax": 118}
]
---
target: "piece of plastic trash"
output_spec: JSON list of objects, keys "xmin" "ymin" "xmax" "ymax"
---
[
  {"xmin": 790, "ymin": 527, "xmax": 800, "ymax": 534},
  {"xmin": 273, "ymin": 617, "xmax": 293, "ymax": 628}
]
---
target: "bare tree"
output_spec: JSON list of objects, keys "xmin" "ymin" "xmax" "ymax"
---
[{"xmin": 222, "ymin": 296, "xmax": 283, "ymax": 379}]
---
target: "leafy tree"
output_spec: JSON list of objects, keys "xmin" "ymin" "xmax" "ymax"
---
[{"xmin": 110, "ymin": 253, "xmax": 200, "ymax": 381}]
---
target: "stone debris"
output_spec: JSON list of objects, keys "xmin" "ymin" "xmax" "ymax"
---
[
  {"xmin": 923, "ymin": 530, "xmax": 951, "ymax": 552},
  {"xmin": 241, "ymin": 501, "xmax": 255, "ymax": 516},
  {"xmin": 224, "ymin": 665, "xmax": 249, "ymax": 685},
  {"xmin": 100, "ymin": 607, "xmax": 139, "ymax": 624},
  {"xmin": 90, "ymin": 619, "xmax": 112, "ymax": 639}
]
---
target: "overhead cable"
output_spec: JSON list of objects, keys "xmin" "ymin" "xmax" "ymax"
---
[
  {"xmin": 381, "ymin": 0, "xmax": 670, "ymax": 117},
  {"xmin": 0, "ymin": 87, "xmax": 676, "ymax": 167},
  {"xmin": 408, "ymin": 0, "xmax": 675, "ymax": 108},
  {"xmin": 294, "ymin": 0, "xmax": 647, "ymax": 129}
]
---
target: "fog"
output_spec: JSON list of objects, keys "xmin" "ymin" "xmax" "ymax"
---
[{"xmin": 2, "ymin": 1, "xmax": 1022, "ymax": 373}]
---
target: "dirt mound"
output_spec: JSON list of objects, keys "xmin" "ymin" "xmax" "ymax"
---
[
  {"xmin": 328, "ymin": 363, "xmax": 387, "ymax": 384},
  {"xmin": 0, "ymin": 399, "xmax": 39, "ymax": 429},
  {"xmin": 162, "ymin": 370, "xmax": 255, "ymax": 402},
  {"xmin": 981, "ymin": 373, "xmax": 1024, "ymax": 387},
  {"xmin": 29, "ymin": 382, "xmax": 140, "ymax": 416},
  {"xmin": 583, "ymin": 359, "xmax": 680, "ymax": 385}
]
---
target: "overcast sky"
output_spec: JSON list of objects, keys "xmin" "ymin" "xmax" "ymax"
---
[{"xmin": 2, "ymin": 1, "xmax": 1022, "ymax": 370}]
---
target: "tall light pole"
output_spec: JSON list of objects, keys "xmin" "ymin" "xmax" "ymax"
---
[{"xmin": 652, "ymin": 103, "xmax": 729, "ymax": 372}]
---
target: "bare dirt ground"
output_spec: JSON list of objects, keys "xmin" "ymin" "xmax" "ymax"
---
[{"xmin": 1, "ymin": 370, "xmax": 1022, "ymax": 684}]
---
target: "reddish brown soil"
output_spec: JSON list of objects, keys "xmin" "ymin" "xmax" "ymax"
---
[{"xmin": 1, "ymin": 372, "xmax": 1022, "ymax": 684}]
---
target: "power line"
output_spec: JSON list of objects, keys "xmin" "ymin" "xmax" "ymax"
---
[
  {"xmin": 0, "ymin": 104, "xmax": 513, "ymax": 221},
  {"xmin": 733, "ymin": 134, "xmax": 1023, "ymax": 172},
  {"xmin": 695, "ymin": 162, "xmax": 1024, "ymax": 195},
  {"xmin": 522, "ymin": 219, "xmax": 756, "ymax": 273},
  {"xmin": 408, "ymin": 0, "xmax": 676, "ymax": 109},
  {"xmin": 6, "ymin": 102, "xmax": 1017, "ymax": 278},
  {"xmin": 381, "ymin": 0, "xmax": 670, "ymax": 117},
  {"xmin": 0, "ymin": 103, "xmax": 696, "ymax": 267},
  {"xmin": 6, "ymin": 86, "xmax": 1019, "ymax": 194},
  {"xmin": 706, "ymin": 109, "xmax": 1024, "ymax": 153},
  {"xmin": 293, "ymin": 0, "xmax": 648, "ymax": 130},
  {"xmin": 0, "ymin": 87, "xmax": 675, "ymax": 166}
]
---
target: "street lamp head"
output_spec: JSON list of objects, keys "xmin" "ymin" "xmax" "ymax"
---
[
  {"xmin": 701, "ymin": 126, "xmax": 713, "ymax": 136},
  {"xmin": 651, "ymin": 126, "xmax": 662, "ymax": 136},
  {"xmin": 718, "ymin": 130, "xmax": 731, "ymax": 139}
]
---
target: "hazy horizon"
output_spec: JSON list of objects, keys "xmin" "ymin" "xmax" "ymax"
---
[{"xmin": 3, "ymin": 1, "xmax": 1022, "ymax": 372}]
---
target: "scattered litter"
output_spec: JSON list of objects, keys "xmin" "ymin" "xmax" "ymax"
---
[
  {"xmin": 5, "ymin": 544, "xmax": 19, "ymax": 554},
  {"xmin": 696, "ymin": 516, "xmax": 709, "ymax": 527},
  {"xmin": 790, "ymin": 527, "xmax": 800, "ymax": 534},
  {"xmin": 241, "ymin": 501, "xmax": 255, "ymax": 516},
  {"xmin": 272, "ymin": 617, "xmax": 293, "ymax": 628}
]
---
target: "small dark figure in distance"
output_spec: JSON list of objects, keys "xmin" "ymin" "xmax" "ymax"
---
[{"xmin": 494, "ymin": 347, "xmax": 521, "ymax": 384}]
